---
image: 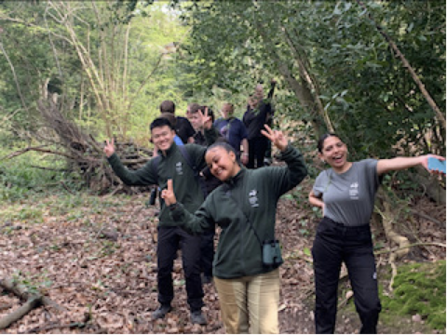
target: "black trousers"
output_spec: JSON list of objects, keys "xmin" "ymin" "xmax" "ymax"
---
[
  {"xmin": 200, "ymin": 228, "xmax": 215, "ymax": 277},
  {"xmin": 157, "ymin": 226, "xmax": 204, "ymax": 311},
  {"xmin": 312, "ymin": 217, "xmax": 381, "ymax": 334},
  {"xmin": 247, "ymin": 137, "xmax": 268, "ymax": 169}
]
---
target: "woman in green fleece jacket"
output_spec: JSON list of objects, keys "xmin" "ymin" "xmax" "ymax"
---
[{"xmin": 161, "ymin": 125, "xmax": 308, "ymax": 334}]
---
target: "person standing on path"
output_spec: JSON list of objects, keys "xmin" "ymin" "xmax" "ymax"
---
[
  {"xmin": 308, "ymin": 133, "xmax": 445, "ymax": 334},
  {"xmin": 161, "ymin": 125, "xmax": 308, "ymax": 333},
  {"xmin": 104, "ymin": 113, "xmax": 218, "ymax": 325}
]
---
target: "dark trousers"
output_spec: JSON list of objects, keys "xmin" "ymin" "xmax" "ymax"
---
[
  {"xmin": 157, "ymin": 226, "xmax": 204, "ymax": 311},
  {"xmin": 247, "ymin": 137, "xmax": 268, "ymax": 169},
  {"xmin": 312, "ymin": 217, "xmax": 381, "ymax": 334},
  {"xmin": 200, "ymin": 229, "xmax": 215, "ymax": 277}
]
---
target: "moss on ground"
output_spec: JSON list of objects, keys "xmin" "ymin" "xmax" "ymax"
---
[{"xmin": 380, "ymin": 260, "xmax": 446, "ymax": 331}]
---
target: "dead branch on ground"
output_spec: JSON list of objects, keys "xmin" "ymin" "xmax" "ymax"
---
[
  {"xmin": 0, "ymin": 297, "xmax": 41, "ymax": 330},
  {"xmin": 0, "ymin": 278, "xmax": 66, "ymax": 312}
]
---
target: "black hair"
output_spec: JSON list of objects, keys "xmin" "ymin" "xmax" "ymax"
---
[
  {"xmin": 150, "ymin": 117, "xmax": 175, "ymax": 131},
  {"xmin": 317, "ymin": 133, "xmax": 341, "ymax": 153},
  {"xmin": 207, "ymin": 141, "xmax": 238, "ymax": 158},
  {"xmin": 190, "ymin": 104, "xmax": 215, "ymax": 122},
  {"xmin": 205, "ymin": 107, "xmax": 215, "ymax": 123}
]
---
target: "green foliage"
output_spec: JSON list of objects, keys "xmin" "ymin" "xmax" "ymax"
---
[
  {"xmin": 177, "ymin": 0, "xmax": 445, "ymax": 159},
  {"xmin": 0, "ymin": 1, "xmax": 192, "ymax": 145},
  {"xmin": 0, "ymin": 148, "xmax": 79, "ymax": 203},
  {"xmin": 381, "ymin": 261, "xmax": 446, "ymax": 331}
]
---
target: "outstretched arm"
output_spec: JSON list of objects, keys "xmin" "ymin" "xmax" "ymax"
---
[
  {"xmin": 104, "ymin": 138, "xmax": 157, "ymax": 186},
  {"xmin": 377, "ymin": 154, "xmax": 445, "ymax": 176}
]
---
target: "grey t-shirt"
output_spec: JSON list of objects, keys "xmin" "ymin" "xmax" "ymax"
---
[{"xmin": 313, "ymin": 159, "xmax": 380, "ymax": 226}]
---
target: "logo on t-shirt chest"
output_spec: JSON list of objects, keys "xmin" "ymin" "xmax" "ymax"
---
[{"xmin": 349, "ymin": 182, "xmax": 359, "ymax": 200}]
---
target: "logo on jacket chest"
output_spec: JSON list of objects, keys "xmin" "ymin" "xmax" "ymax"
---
[
  {"xmin": 176, "ymin": 162, "xmax": 184, "ymax": 175},
  {"xmin": 248, "ymin": 189, "xmax": 259, "ymax": 207}
]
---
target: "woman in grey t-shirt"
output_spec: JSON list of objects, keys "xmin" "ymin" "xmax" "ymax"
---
[{"xmin": 308, "ymin": 133, "xmax": 444, "ymax": 334}]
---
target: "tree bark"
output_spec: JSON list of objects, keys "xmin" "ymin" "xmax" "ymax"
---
[{"xmin": 255, "ymin": 21, "xmax": 324, "ymax": 136}]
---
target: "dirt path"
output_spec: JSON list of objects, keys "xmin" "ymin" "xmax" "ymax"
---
[{"xmin": 0, "ymin": 188, "xmax": 444, "ymax": 333}]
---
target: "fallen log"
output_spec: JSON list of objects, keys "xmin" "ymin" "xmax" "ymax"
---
[
  {"xmin": 0, "ymin": 303, "xmax": 14, "ymax": 311},
  {"xmin": 0, "ymin": 297, "xmax": 41, "ymax": 329},
  {"xmin": 0, "ymin": 278, "xmax": 66, "ymax": 312},
  {"xmin": 21, "ymin": 321, "xmax": 88, "ymax": 334}
]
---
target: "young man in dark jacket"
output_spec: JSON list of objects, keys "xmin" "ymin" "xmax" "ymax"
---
[{"xmin": 104, "ymin": 116, "xmax": 218, "ymax": 325}]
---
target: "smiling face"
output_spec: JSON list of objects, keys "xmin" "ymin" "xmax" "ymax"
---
[
  {"xmin": 318, "ymin": 136, "xmax": 349, "ymax": 172},
  {"xmin": 205, "ymin": 146, "xmax": 240, "ymax": 182},
  {"xmin": 151, "ymin": 125, "xmax": 176, "ymax": 152}
]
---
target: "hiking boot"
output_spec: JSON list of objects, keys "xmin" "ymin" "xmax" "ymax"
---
[
  {"xmin": 152, "ymin": 304, "xmax": 172, "ymax": 320},
  {"xmin": 190, "ymin": 310, "xmax": 207, "ymax": 325}
]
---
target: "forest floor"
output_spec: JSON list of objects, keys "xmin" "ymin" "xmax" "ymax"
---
[{"xmin": 0, "ymin": 176, "xmax": 445, "ymax": 334}]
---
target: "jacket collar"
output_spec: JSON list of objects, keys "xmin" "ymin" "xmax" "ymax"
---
[
  {"xmin": 224, "ymin": 166, "xmax": 246, "ymax": 188},
  {"xmin": 157, "ymin": 141, "xmax": 177, "ymax": 157}
]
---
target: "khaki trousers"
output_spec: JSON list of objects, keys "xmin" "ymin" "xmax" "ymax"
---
[{"xmin": 214, "ymin": 268, "xmax": 280, "ymax": 334}]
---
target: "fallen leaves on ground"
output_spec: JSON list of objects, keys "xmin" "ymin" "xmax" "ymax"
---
[{"xmin": 0, "ymin": 183, "xmax": 445, "ymax": 334}]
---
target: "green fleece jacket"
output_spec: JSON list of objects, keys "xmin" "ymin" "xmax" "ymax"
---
[
  {"xmin": 169, "ymin": 144, "xmax": 308, "ymax": 279},
  {"xmin": 107, "ymin": 127, "xmax": 218, "ymax": 226}
]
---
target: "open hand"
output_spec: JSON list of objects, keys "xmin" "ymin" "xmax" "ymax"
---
[
  {"xmin": 104, "ymin": 138, "xmax": 115, "ymax": 157},
  {"xmin": 161, "ymin": 179, "xmax": 177, "ymax": 206},
  {"xmin": 261, "ymin": 125, "xmax": 288, "ymax": 152},
  {"xmin": 199, "ymin": 107, "xmax": 213, "ymax": 130}
]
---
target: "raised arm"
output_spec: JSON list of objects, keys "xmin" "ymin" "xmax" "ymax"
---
[
  {"xmin": 267, "ymin": 79, "xmax": 276, "ymax": 100},
  {"xmin": 199, "ymin": 107, "xmax": 219, "ymax": 145},
  {"xmin": 104, "ymin": 138, "xmax": 115, "ymax": 157},
  {"xmin": 104, "ymin": 138, "xmax": 157, "ymax": 186},
  {"xmin": 376, "ymin": 154, "xmax": 445, "ymax": 176},
  {"xmin": 260, "ymin": 125, "xmax": 308, "ymax": 193},
  {"xmin": 162, "ymin": 179, "xmax": 214, "ymax": 234}
]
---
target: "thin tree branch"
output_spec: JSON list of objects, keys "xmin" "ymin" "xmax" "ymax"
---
[{"xmin": 356, "ymin": 0, "xmax": 446, "ymax": 130}]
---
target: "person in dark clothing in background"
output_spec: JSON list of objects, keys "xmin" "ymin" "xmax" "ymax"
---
[
  {"xmin": 160, "ymin": 100, "xmax": 195, "ymax": 144},
  {"xmin": 189, "ymin": 103, "xmax": 222, "ymax": 284},
  {"xmin": 214, "ymin": 102, "xmax": 249, "ymax": 166},
  {"xmin": 243, "ymin": 79, "xmax": 276, "ymax": 169},
  {"xmin": 104, "ymin": 115, "xmax": 218, "ymax": 325}
]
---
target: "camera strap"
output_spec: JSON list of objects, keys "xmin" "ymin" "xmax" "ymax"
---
[{"xmin": 221, "ymin": 183, "xmax": 263, "ymax": 248}]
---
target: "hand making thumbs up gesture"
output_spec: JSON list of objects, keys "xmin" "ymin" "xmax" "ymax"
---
[{"xmin": 161, "ymin": 179, "xmax": 177, "ymax": 206}]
